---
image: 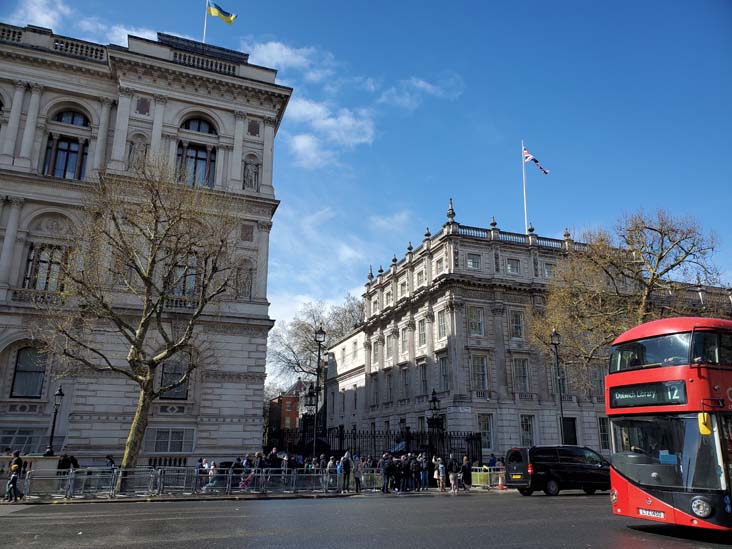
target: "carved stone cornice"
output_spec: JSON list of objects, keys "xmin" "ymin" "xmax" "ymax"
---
[
  {"xmin": 30, "ymin": 83, "xmax": 43, "ymax": 93},
  {"xmin": 257, "ymin": 220, "xmax": 273, "ymax": 232},
  {"xmin": 14, "ymin": 80, "xmax": 26, "ymax": 89},
  {"xmin": 118, "ymin": 86, "xmax": 133, "ymax": 96},
  {"xmin": 234, "ymin": 110, "xmax": 246, "ymax": 120},
  {"xmin": 203, "ymin": 371, "xmax": 266, "ymax": 383},
  {"xmin": 7, "ymin": 196, "xmax": 25, "ymax": 207},
  {"xmin": 153, "ymin": 94, "xmax": 168, "ymax": 104},
  {"xmin": 101, "ymin": 97, "xmax": 113, "ymax": 107},
  {"xmin": 263, "ymin": 117, "xmax": 276, "ymax": 127}
]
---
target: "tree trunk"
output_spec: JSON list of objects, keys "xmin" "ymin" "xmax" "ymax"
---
[{"xmin": 121, "ymin": 383, "xmax": 154, "ymax": 469}]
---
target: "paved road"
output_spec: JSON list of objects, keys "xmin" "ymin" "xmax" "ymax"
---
[{"xmin": 2, "ymin": 491, "xmax": 731, "ymax": 548}]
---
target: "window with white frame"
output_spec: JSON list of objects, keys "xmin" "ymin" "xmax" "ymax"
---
[
  {"xmin": 385, "ymin": 372, "xmax": 393, "ymax": 402},
  {"xmin": 544, "ymin": 263, "xmax": 556, "ymax": 278},
  {"xmin": 513, "ymin": 358, "xmax": 530, "ymax": 393},
  {"xmin": 418, "ymin": 319, "xmax": 426, "ymax": 347},
  {"xmin": 510, "ymin": 310, "xmax": 524, "ymax": 339},
  {"xmin": 400, "ymin": 367, "xmax": 409, "ymax": 398},
  {"xmin": 417, "ymin": 416, "xmax": 426, "ymax": 431},
  {"xmin": 419, "ymin": 362, "xmax": 428, "ymax": 395},
  {"xmin": 144, "ymin": 428, "xmax": 195, "ymax": 454},
  {"xmin": 478, "ymin": 414, "xmax": 494, "ymax": 448},
  {"xmin": 399, "ymin": 280, "xmax": 407, "ymax": 298},
  {"xmin": 507, "ymin": 258, "xmax": 521, "ymax": 274},
  {"xmin": 371, "ymin": 374, "xmax": 379, "ymax": 404},
  {"xmin": 590, "ymin": 367, "xmax": 604, "ymax": 396},
  {"xmin": 400, "ymin": 328, "xmax": 408, "ymax": 353},
  {"xmin": 372, "ymin": 298, "xmax": 379, "ymax": 314},
  {"xmin": 520, "ymin": 415, "xmax": 535, "ymax": 447},
  {"xmin": 386, "ymin": 334, "xmax": 394, "ymax": 359},
  {"xmin": 385, "ymin": 291, "xmax": 392, "ymax": 306},
  {"xmin": 435, "ymin": 257, "xmax": 444, "ymax": 274},
  {"xmin": 598, "ymin": 417, "xmax": 610, "ymax": 450},
  {"xmin": 416, "ymin": 270, "xmax": 425, "ymax": 286},
  {"xmin": 437, "ymin": 310, "xmax": 447, "ymax": 338},
  {"xmin": 467, "ymin": 253, "xmax": 481, "ymax": 270},
  {"xmin": 352, "ymin": 341, "xmax": 358, "ymax": 359},
  {"xmin": 468, "ymin": 306, "xmax": 484, "ymax": 336},
  {"xmin": 372, "ymin": 342, "xmax": 380, "ymax": 365},
  {"xmin": 471, "ymin": 355, "xmax": 487, "ymax": 391},
  {"xmin": 438, "ymin": 355, "xmax": 449, "ymax": 391}
]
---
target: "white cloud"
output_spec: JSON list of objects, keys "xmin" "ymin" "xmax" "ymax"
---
[
  {"xmin": 9, "ymin": 0, "xmax": 71, "ymax": 30},
  {"xmin": 243, "ymin": 40, "xmax": 316, "ymax": 70},
  {"xmin": 287, "ymin": 97, "xmax": 374, "ymax": 149},
  {"xmin": 379, "ymin": 72, "xmax": 465, "ymax": 110},
  {"xmin": 288, "ymin": 134, "xmax": 336, "ymax": 169},
  {"xmin": 105, "ymin": 25, "xmax": 158, "ymax": 45},
  {"xmin": 369, "ymin": 210, "xmax": 412, "ymax": 232},
  {"xmin": 336, "ymin": 243, "xmax": 364, "ymax": 264}
]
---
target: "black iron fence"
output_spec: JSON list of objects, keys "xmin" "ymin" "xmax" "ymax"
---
[{"xmin": 267, "ymin": 427, "xmax": 482, "ymax": 463}]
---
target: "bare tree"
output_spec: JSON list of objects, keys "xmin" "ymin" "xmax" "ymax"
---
[
  {"xmin": 34, "ymin": 164, "xmax": 245, "ymax": 468},
  {"xmin": 268, "ymin": 296, "xmax": 364, "ymax": 379},
  {"xmin": 530, "ymin": 210, "xmax": 721, "ymax": 389}
]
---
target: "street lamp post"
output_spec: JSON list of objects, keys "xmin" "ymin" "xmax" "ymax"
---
[
  {"xmin": 550, "ymin": 330, "xmax": 564, "ymax": 445},
  {"xmin": 43, "ymin": 385, "xmax": 64, "ymax": 457},
  {"xmin": 427, "ymin": 389, "xmax": 441, "ymax": 458},
  {"xmin": 312, "ymin": 326, "xmax": 326, "ymax": 458}
]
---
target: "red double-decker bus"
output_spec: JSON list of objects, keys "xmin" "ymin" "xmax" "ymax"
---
[{"xmin": 605, "ymin": 317, "xmax": 732, "ymax": 530}]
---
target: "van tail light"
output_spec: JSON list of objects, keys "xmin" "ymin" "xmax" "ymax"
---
[{"xmin": 528, "ymin": 464, "xmax": 534, "ymax": 476}]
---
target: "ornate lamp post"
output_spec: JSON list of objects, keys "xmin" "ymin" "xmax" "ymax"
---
[
  {"xmin": 312, "ymin": 326, "xmax": 326, "ymax": 458},
  {"xmin": 427, "ymin": 389, "xmax": 441, "ymax": 458},
  {"xmin": 43, "ymin": 385, "xmax": 64, "ymax": 457},
  {"xmin": 551, "ymin": 330, "xmax": 564, "ymax": 445},
  {"xmin": 304, "ymin": 383, "xmax": 317, "ymax": 457}
]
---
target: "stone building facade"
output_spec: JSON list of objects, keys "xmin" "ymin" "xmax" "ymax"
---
[
  {"xmin": 325, "ymin": 202, "xmax": 611, "ymax": 460},
  {"xmin": 0, "ymin": 24, "xmax": 290, "ymax": 465}
]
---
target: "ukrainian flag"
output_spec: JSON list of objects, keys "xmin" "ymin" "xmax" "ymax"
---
[{"xmin": 207, "ymin": 1, "xmax": 237, "ymax": 24}]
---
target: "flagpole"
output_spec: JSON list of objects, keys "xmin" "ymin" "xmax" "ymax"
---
[
  {"xmin": 522, "ymin": 139, "xmax": 528, "ymax": 234},
  {"xmin": 202, "ymin": 0, "xmax": 208, "ymax": 43}
]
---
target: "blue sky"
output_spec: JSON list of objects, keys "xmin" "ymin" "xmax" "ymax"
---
[{"xmin": 4, "ymin": 0, "xmax": 731, "ymax": 324}]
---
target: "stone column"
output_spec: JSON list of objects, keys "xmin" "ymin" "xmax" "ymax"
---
[
  {"xmin": 261, "ymin": 117, "xmax": 275, "ymax": 196},
  {"xmin": 149, "ymin": 95, "xmax": 167, "ymax": 162},
  {"xmin": 93, "ymin": 97, "xmax": 112, "ymax": 171},
  {"xmin": 15, "ymin": 83, "xmax": 42, "ymax": 168},
  {"xmin": 254, "ymin": 220, "xmax": 272, "ymax": 299},
  {"xmin": 0, "ymin": 81, "xmax": 26, "ymax": 165},
  {"xmin": 230, "ymin": 111, "xmax": 245, "ymax": 186},
  {"xmin": 214, "ymin": 144, "xmax": 226, "ymax": 189},
  {"xmin": 0, "ymin": 197, "xmax": 24, "ymax": 287},
  {"xmin": 448, "ymin": 301, "xmax": 467, "ymax": 395},
  {"xmin": 491, "ymin": 304, "xmax": 509, "ymax": 399},
  {"xmin": 109, "ymin": 87, "xmax": 132, "ymax": 171}
]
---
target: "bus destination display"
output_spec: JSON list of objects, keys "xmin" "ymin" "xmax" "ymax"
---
[{"xmin": 609, "ymin": 380, "xmax": 687, "ymax": 408}]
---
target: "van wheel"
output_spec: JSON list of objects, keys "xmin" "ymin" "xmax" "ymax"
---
[
  {"xmin": 543, "ymin": 479, "xmax": 560, "ymax": 496},
  {"xmin": 583, "ymin": 488, "xmax": 596, "ymax": 495},
  {"xmin": 518, "ymin": 488, "xmax": 533, "ymax": 496}
]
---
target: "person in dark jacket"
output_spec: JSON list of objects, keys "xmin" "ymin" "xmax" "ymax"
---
[{"xmin": 461, "ymin": 456, "xmax": 472, "ymax": 491}]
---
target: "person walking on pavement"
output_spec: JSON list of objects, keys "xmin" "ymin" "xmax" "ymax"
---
[
  {"xmin": 433, "ymin": 456, "xmax": 446, "ymax": 492},
  {"xmin": 353, "ymin": 456, "xmax": 363, "ymax": 493},
  {"xmin": 447, "ymin": 453, "xmax": 460, "ymax": 495},
  {"xmin": 341, "ymin": 451, "xmax": 353, "ymax": 493},
  {"xmin": 461, "ymin": 456, "xmax": 472, "ymax": 492},
  {"xmin": 4, "ymin": 464, "xmax": 21, "ymax": 502}
]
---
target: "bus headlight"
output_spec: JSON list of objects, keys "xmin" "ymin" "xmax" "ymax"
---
[
  {"xmin": 690, "ymin": 497, "xmax": 713, "ymax": 519},
  {"xmin": 609, "ymin": 489, "xmax": 618, "ymax": 505}
]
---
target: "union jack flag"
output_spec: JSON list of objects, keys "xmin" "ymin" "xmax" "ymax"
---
[{"xmin": 523, "ymin": 147, "xmax": 550, "ymax": 175}]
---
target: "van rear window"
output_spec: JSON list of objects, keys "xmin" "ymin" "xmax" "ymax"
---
[{"xmin": 507, "ymin": 451, "xmax": 523, "ymax": 464}]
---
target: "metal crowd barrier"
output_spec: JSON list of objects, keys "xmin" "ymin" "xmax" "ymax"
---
[
  {"xmin": 20, "ymin": 466, "xmax": 417, "ymax": 500},
  {"xmin": 471, "ymin": 466, "xmax": 505, "ymax": 489}
]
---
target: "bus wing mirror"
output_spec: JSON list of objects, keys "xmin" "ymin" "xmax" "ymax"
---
[{"xmin": 698, "ymin": 412, "xmax": 712, "ymax": 436}]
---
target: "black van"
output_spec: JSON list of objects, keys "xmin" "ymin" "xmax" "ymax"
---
[{"xmin": 505, "ymin": 446, "xmax": 610, "ymax": 496}]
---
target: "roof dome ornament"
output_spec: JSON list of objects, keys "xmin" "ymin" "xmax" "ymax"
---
[
  {"xmin": 407, "ymin": 241, "xmax": 413, "ymax": 252},
  {"xmin": 490, "ymin": 216, "xmax": 497, "ymax": 228},
  {"xmin": 378, "ymin": 265, "xmax": 384, "ymax": 274},
  {"xmin": 446, "ymin": 198, "xmax": 456, "ymax": 222},
  {"xmin": 527, "ymin": 223, "xmax": 535, "ymax": 234},
  {"xmin": 367, "ymin": 265, "xmax": 374, "ymax": 281},
  {"xmin": 424, "ymin": 227, "xmax": 431, "ymax": 239},
  {"xmin": 392, "ymin": 254, "xmax": 398, "ymax": 265},
  {"xmin": 563, "ymin": 228, "xmax": 571, "ymax": 239}
]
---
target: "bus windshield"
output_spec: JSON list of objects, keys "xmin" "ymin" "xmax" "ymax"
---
[
  {"xmin": 611, "ymin": 415, "xmax": 725, "ymax": 491},
  {"xmin": 610, "ymin": 333, "xmax": 691, "ymax": 372}
]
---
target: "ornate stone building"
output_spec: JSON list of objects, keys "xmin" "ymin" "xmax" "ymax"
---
[
  {"xmin": 0, "ymin": 23, "xmax": 290, "ymax": 464},
  {"xmin": 325, "ymin": 201, "xmax": 611, "ymax": 460}
]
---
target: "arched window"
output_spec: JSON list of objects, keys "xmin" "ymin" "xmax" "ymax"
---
[
  {"xmin": 160, "ymin": 353, "xmax": 191, "ymax": 400},
  {"xmin": 177, "ymin": 142, "xmax": 215, "ymax": 188},
  {"xmin": 11, "ymin": 347, "xmax": 46, "ymax": 398},
  {"xmin": 44, "ymin": 109, "xmax": 91, "ymax": 180},
  {"xmin": 54, "ymin": 110, "xmax": 90, "ymax": 127},
  {"xmin": 181, "ymin": 117, "xmax": 217, "ymax": 135}
]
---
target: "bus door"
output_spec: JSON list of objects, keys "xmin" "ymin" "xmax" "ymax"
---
[{"xmin": 718, "ymin": 415, "xmax": 732, "ymax": 501}]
